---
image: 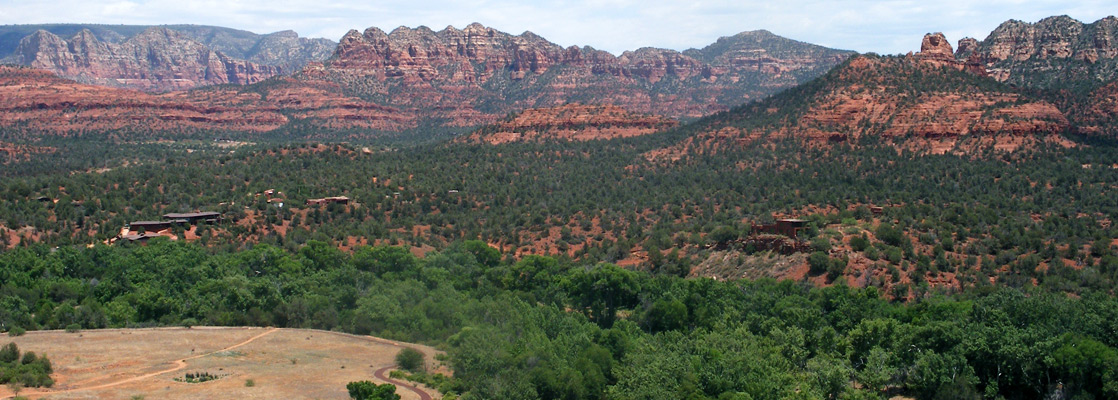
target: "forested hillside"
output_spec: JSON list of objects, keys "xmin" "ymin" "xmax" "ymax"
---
[{"xmin": 1, "ymin": 131, "xmax": 1116, "ymax": 297}]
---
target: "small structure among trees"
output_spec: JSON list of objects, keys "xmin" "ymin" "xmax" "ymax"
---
[
  {"xmin": 306, "ymin": 196, "xmax": 349, "ymax": 206},
  {"xmin": 741, "ymin": 218, "xmax": 810, "ymax": 254},
  {"xmin": 751, "ymin": 219, "xmax": 807, "ymax": 239}
]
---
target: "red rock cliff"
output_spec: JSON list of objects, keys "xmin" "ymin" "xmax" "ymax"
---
[{"xmin": 12, "ymin": 28, "xmax": 282, "ymax": 91}]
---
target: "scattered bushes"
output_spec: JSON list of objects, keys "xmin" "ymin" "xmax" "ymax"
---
[
  {"xmin": 347, "ymin": 380, "xmax": 400, "ymax": 400},
  {"xmin": 0, "ymin": 343, "xmax": 53, "ymax": 388},
  {"xmin": 175, "ymin": 371, "xmax": 225, "ymax": 383}
]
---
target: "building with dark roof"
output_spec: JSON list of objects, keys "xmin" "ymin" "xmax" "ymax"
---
[{"xmin": 162, "ymin": 212, "xmax": 221, "ymax": 223}]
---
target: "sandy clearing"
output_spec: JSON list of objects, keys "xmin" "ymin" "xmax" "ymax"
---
[{"xmin": 0, "ymin": 327, "xmax": 442, "ymax": 400}]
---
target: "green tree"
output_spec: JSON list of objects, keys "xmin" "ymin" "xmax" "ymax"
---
[
  {"xmin": 807, "ymin": 355, "xmax": 852, "ymax": 400},
  {"xmin": 462, "ymin": 240, "xmax": 501, "ymax": 267},
  {"xmin": 856, "ymin": 347, "xmax": 896, "ymax": 394},
  {"xmin": 809, "ymin": 252, "xmax": 830, "ymax": 275},
  {"xmin": 563, "ymin": 263, "xmax": 641, "ymax": 327},
  {"xmin": 353, "ymin": 245, "xmax": 417, "ymax": 276},
  {"xmin": 0, "ymin": 342, "xmax": 18, "ymax": 363},
  {"xmin": 395, "ymin": 347, "xmax": 425, "ymax": 373},
  {"xmin": 642, "ymin": 299, "xmax": 688, "ymax": 333}
]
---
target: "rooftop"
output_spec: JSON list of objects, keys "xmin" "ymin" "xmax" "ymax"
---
[{"xmin": 163, "ymin": 212, "xmax": 221, "ymax": 219}]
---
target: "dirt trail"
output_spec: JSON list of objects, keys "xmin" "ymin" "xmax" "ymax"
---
[
  {"xmin": 374, "ymin": 365, "xmax": 433, "ymax": 400},
  {"xmin": 9, "ymin": 327, "xmax": 277, "ymax": 399},
  {"xmin": 307, "ymin": 328, "xmax": 440, "ymax": 400}
]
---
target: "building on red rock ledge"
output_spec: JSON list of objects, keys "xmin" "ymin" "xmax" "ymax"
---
[
  {"xmin": 739, "ymin": 218, "xmax": 811, "ymax": 254},
  {"xmin": 751, "ymin": 219, "xmax": 808, "ymax": 239}
]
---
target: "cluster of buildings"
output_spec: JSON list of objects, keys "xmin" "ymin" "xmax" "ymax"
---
[
  {"xmin": 114, "ymin": 212, "xmax": 221, "ymax": 243},
  {"xmin": 110, "ymin": 189, "xmax": 356, "ymax": 244}
]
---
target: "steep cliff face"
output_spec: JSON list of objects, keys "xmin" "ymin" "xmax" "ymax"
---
[
  {"xmin": 460, "ymin": 103, "xmax": 678, "ymax": 144},
  {"xmin": 1, "ymin": 24, "xmax": 337, "ymax": 92},
  {"xmin": 310, "ymin": 23, "xmax": 853, "ymax": 125},
  {"xmin": 0, "ymin": 24, "xmax": 336, "ymax": 68},
  {"xmin": 10, "ymin": 28, "xmax": 282, "ymax": 91},
  {"xmin": 964, "ymin": 16, "xmax": 1118, "ymax": 87}
]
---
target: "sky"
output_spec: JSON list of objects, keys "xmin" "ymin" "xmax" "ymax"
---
[{"xmin": 0, "ymin": 0, "xmax": 1114, "ymax": 55}]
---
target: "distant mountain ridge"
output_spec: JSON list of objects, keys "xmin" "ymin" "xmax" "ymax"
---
[
  {"xmin": 307, "ymin": 23, "xmax": 854, "ymax": 124},
  {"xmin": 0, "ymin": 24, "xmax": 335, "ymax": 68},
  {"xmin": 0, "ymin": 24, "xmax": 335, "ymax": 91},
  {"xmin": 956, "ymin": 15, "xmax": 1118, "ymax": 88}
]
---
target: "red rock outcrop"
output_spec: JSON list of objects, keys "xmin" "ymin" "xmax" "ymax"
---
[
  {"xmin": 645, "ymin": 49, "xmax": 1073, "ymax": 161},
  {"xmin": 920, "ymin": 33, "xmax": 955, "ymax": 56},
  {"xmin": 787, "ymin": 56, "xmax": 1069, "ymax": 153},
  {"xmin": 460, "ymin": 103, "xmax": 678, "ymax": 144},
  {"xmin": 955, "ymin": 38, "xmax": 979, "ymax": 59},
  {"xmin": 11, "ymin": 28, "xmax": 282, "ymax": 91},
  {"xmin": 912, "ymin": 33, "xmax": 987, "ymax": 75}
]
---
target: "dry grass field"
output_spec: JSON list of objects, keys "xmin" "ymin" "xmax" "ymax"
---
[{"xmin": 0, "ymin": 327, "xmax": 443, "ymax": 400}]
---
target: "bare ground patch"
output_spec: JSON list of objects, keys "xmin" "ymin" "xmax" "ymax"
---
[{"xmin": 0, "ymin": 327, "xmax": 442, "ymax": 400}]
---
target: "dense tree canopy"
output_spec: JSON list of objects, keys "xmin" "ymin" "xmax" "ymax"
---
[{"xmin": 1, "ymin": 239, "xmax": 1116, "ymax": 399}]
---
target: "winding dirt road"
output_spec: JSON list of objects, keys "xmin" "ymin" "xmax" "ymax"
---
[
  {"xmin": 374, "ymin": 365, "xmax": 433, "ymax": 400},
  {"xmin": 8, "ymin": 328, "xmax": 277, "ymax": 399}
]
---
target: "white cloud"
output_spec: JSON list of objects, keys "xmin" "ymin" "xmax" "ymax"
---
[{"xmin": 0, "ymin": 0, "xmax": 1113, "ymax": 54}]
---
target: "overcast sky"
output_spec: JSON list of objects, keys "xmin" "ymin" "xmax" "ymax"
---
[{"xmin": 0, "ymin": 0, "xmax": 1113, "ymax": 55}]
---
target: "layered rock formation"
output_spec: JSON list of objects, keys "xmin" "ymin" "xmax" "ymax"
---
[
  {"xmin": 1, "ymin": 24, "xmax": 336, "ymax": 91},
  {"xmin": 9, "ymin": 28, "xmax": 281, "ymax": 91},
  {"xmin": 0, "ymin": 66, "xmax": 411, "ymax": 137},
  {"xmin": 460, "ymin": 103, "xmax": 678, "ymax": 144},
  {"xmin": 958, "ymin": 16, "xmax": 1118, "ymax": 87},
  {"xmin": 309, "ymin": 23, "xmax": 853, "ymax": 125}
]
